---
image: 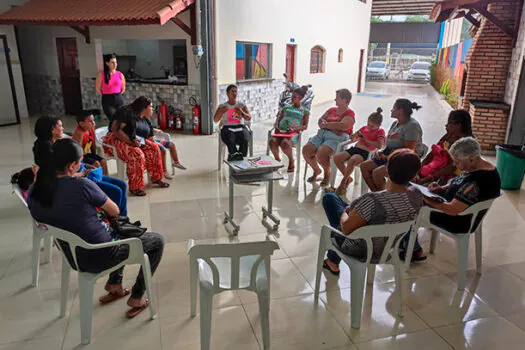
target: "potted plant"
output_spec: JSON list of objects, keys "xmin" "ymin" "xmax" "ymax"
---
[{"xmin": 439, "ymin": 80, "xmax": 451, "ymax": 100}]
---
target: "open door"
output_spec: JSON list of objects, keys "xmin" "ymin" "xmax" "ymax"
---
[
  {"xmin": 56, "ymin": 38, "xmax": 82, "ymax": 115},
  {"xmin": 0, "ymin": 35, "xmax": 20, "ymax": 126},
  {"xmin": 357, "ymin": 49, "xmax": 365, "ymax": 93},
  {"xmin": 285, "ymin": 44, "xmax": 296, "ymax": 82}
]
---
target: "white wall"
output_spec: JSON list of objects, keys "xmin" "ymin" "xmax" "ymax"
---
[
  {"xmin": 0, "ymin": 0, "xmax": 33, "ymax": 119},
  {"xmin": 215, "ymin": 0, "xmax": 372, "ymax": 104},
  {"xmin": 442, "ymin": 18, "xmax": 463, "ymax": 48},
  {"xmin": 15, "ymin": 10, "xmax": 198, "ymax": 83}
]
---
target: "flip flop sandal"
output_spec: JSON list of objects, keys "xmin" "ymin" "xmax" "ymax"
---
[
  {"xmin": 126, "ymin": 299, "xmax": 149, "ymax": 319},
  {"xmin": 335, "ymin": 187, "xmax": 347, "ymax": 196},
  {"xmin": 320, "ymin": 179, "xmax": 330, "ymax": 187},
  {"xmin": 306, "ymin": 175, "xmax": 321, "ymax": 183},
  {"xmin": 324, "ymin": 187, "xmax": 336, "ymax": 193},
  {"xmin": 99, "ymin": 288, "xmax": 131, "ymax": 304},
  {"xmin": 154, "ymin": 180, "xmax": 170, "ymax": 188},
  {"xmin": 130, "ymin": 189, "xmax": 147, "ymax": 197},
  {"xmin": 323, "ymin": 259, "xmax": 340, "ymax": 276}
]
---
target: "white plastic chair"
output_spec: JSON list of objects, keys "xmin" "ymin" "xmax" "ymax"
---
[
  {"xmin": 12, "ymin": 184, "xmax": 53, "ymax": 287},
  {"xmin": 217, "ymin": 123, "xmax": 254, "ymax": 171},
  {"xmin": 404, "ymin": 195, "xmax": 499, "ymax": 290},
  {"xmin": 314, "ymin": 221, "xmax": 414, "ymax": 329},
  {"xmin": 46, "ymin": 224, "xmax": 156, "ymax": 345},
  {"xmin": 153, "ymin": 129, "xmax": 175, "ymax": 176},
  {"xmin": 188, "ymin": 237, "xmax": 279, "ymax": 350},
  {"xmin": 266, "ymin": 128, "xmax": 303, "ymax": 172},
  {"xmin": 95, "ymin": 127, "xmax": 126, "ymax": 180}
]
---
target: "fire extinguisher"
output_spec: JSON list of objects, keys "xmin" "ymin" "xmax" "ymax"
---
[
  {"xmin": 190, "ymin": 96, "xmax": 201, "ymax": 135},
  {"xmin": 174, "ymin": 109, "xmax": 184, "ymax": 132},
  {"xmin": 167, "ymin": 106, "xmax": 175, "ymax": 130},
  {"xmin": 157, "ymin": 96, "xmax": 168, "ymax": 131}
]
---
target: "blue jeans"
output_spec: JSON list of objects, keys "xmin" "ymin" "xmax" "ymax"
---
[
  {"xmin": 97, "ymin": 176, "xmax": 127, "ymax": 216},
  {"xmin": 322, "ymin": 193, "xmax": 348, "ymax": 265}
]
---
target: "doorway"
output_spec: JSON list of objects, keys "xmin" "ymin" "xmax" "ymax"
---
[
  {"xmin": 56, "ymin": 38, "xmax": 82, "ymax": 115},
  {"xmin": 357, "ymin": 49, "xmax": 365, "ymax": 93},
  {"xmin": 0, "ymin": 35, "xmax": 20, "ymax": 126},
  {"xmin": 285, "ymin": 44, "xmax": 296, "ymax": 82}
]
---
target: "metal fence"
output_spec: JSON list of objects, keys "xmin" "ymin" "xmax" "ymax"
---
[{"xmin": 368, "ymin": 55, "xmax": 434, "ymax": 72}]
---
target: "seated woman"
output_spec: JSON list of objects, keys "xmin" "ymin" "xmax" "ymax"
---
[
  {"xmin": 424, "ymin": 137, "xmax": 501, "ymax": 233},
  {"xmin": 322, "ymin": 149, "xmax": 425, "ymax": 275},
  {"xmin": 415, "ymin": 109, "xmax": 472, "ymax": 185},
  {"xmin": 361, "ymin": 98, "xmax": 424, "ymax": 192},
  {"xmin": 28, "ymin": 139, "xmax": 164, "ymax": 318},
  {"xmin": 104, "ymin": 96, "xmax": 169, "ymax": 196},
  {"xmin": 269, "ymin": 86, "xmax": 310, "ymax": 172},
  {"xmin": 213, "ymin": 84, "xmax": 252, "ymax": 161},
  {"xmin": 303, "ymin": 89, "xmax": 355, "ymax": 186},
  {"xmin": 135, "ymin": 112, "xmax": 186, "ymax": 180},
  {"xmin": 33, "ymin": 116, "xmax": 128, "ymax": 215}
]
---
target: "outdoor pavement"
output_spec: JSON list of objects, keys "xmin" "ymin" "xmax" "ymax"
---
[{"xmin": 1, "ymin": 82, "xmax": 525, "ymax": 349}]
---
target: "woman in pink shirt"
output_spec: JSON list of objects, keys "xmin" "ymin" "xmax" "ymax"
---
[{"xmin": 96, "ymin": 54, "xmax": 126, "ymax": 126}]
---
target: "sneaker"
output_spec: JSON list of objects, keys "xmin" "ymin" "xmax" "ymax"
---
[
  {"xmin": 164, "ymin": 172, "xmax": 174, "ymax": 180},
  {"xmin": 173, "ymin": 162, "xmax": 187, "ymax": 170}
]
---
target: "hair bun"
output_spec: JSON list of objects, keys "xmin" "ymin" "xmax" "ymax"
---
[
  {"xmin": 410, "ymin": 102, "xmax": 422, "ymax": 111},
  {"xmin": 376, "ymin": 107, "xmax": 383, "ymax": 114}
]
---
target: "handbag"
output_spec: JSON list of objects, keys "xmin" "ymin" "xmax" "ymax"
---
[{"xmin": 109, "ymin": 215, "xmax": 147, "ymax": 238}]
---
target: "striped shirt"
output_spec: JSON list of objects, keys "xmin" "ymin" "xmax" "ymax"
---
[{"xmin": 340, "ymin": 187, "xmax": 423, "ymax": 262}]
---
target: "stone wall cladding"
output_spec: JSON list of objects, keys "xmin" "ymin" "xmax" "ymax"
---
[
  {"xmin": 218, "ymin": 79, "xmax": 283, "ymax": 123},
  {"xmin": 81, "ymin": 77, "xmax": 200, "ymax": 128},
  {"xmin": 460, "ymin": 0, "xmax": 519, "ymax": 149},
  {"xmin": 505, "ymin": 2, "xmax": 525, "ymax": 104},
  {"xmin": 23, "ymin": 74, "xmax": 65, "ymax": 116}
]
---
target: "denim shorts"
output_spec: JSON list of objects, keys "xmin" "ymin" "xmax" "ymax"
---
[{"xmin": 308, "ymin": 130, "xmax": 349, "ymax": 151}]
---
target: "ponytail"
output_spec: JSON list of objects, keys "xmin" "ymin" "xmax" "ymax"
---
[
  {"xmin": 103, "ymin": 54, "xmax": 117, "ymax": 85},
  {"xmin": 31, "ymin": 139, "xmax": 83, "ymax": 207},
  {"xmin": 394, "ymin": 98, "xmax": 422, "ymax": 118}
]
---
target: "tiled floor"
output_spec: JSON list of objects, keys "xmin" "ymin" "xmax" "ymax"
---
[{"xmin": 2, "ymin": 82, "xmax": 525, "ymax": 349}]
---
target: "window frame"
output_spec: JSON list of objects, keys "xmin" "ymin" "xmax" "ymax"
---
[
  {"xmin": 310, "ymin": 45, "xmax": 326, "ymax": 74},
  {"xmin": 235, "ymin": 41, "xmax": 273, "ymax": 82}
]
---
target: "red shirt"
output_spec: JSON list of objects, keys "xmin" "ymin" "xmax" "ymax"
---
[
  {"xmin": 74, "ymin": 126, "xmax": 95, "ymax": 155},
  {"xmin": 325, "ymin": 107, "xmax": 355, "ymax": 134},
  {"xmin": 357, "ymin": 126, "xmax": 386, "ymax": 150}
]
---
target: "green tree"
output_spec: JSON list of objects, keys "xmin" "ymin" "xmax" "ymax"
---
[
  {"xmin": 405, "ymin": 15, "xmax": 431, "ymax": 23},
  {"xmin": 371, "ymin": 16, "xmax": 384, "ymax": 23}
]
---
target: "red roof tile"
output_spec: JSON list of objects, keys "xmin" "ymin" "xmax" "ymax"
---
[{"xmin": 0, "ymin": 0, "xmax": 194, "ymax": 26}]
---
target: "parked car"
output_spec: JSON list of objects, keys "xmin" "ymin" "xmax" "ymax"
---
[
  {"xmin": 366, "ymin": 61, "xmax": 390, "ymax": 80},
  {"xmin": 407, "ymin": 62, "xmax": 431, "ymax": 82}
]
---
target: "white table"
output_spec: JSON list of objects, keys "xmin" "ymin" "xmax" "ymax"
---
[{"xmin": 223, "ymin": 156, "xmax": 284, "ymax": 235}]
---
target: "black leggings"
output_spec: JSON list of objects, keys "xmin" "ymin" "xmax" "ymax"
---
[
  {"xmin": 102, "ymin": 93, "xmax": 124, "ymax": 128},
  {"xmin": 221, "ymin": 125, "xmax": 250, "ymax": 156},
  {"xmin": 107, "ymin": 232, "xmax": 165, "ymax": 299}
]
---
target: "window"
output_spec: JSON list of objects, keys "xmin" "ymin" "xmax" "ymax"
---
[
  {"xmin": 310, "ymin": 45, "xmax": 326, "ymax": 74},
  {"xmin": 235, "ymin": 42, "xmax": 271, "ymax": 81},
  {"xmin": 338, "ymin": 48, "xmax": 343, "ymax": 63}
]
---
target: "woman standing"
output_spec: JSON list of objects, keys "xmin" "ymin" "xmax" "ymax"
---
[
  {"xmin": 213, "ymin": 84, "xmax": 251, "ymax": 161},
  {"xmin": 104, "ymin": 96, "xmax": 169, "ymax": 196},
  {"xmin": 361, "ymin": 98, "xmax": 424, "ymax": 192},
  {"xmin": 96, "ymin": 54, "xmax": 126, "ymax": 126},
  {"xmin": 302, "ymin": 89, "xmax": 355, "ymax": 186}
]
